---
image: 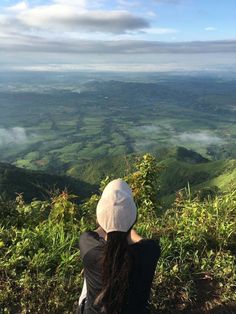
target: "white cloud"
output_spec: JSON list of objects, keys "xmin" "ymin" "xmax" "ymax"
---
[
  {"xmin": 0, "ymin": 127, "xmax": 29, "ymax": 146},
  {"xmin": 11, "ymin": 63, "xmax": 179, "ymax": 72},
  {"xmin": 52, "ymin": 0, "xmax": 105, "ymax": 9},
  {"xmin": 4, "ymin": 1, "xmax": 149, "ymax": 34},
  {"xmin": 17, "ymin": 4, "xmax": 86, "ymax": 27},
  {"xmin": 205, "ymin": 26, "xmax": 217, "ymax": 31},
  {"xmin": 18, "ymin": 8, "xmax": 149, "ymax": 33},
  {"xmin": 176, "ymin": 131, "xmax": 223, "ymax": 145},
  {"xmin": 144, "ymin": 27, "xmax": 179, "ymax": 34},
  {"xmin": 6, "ymin": 1, "xmax": 28, "ymax": 12}
]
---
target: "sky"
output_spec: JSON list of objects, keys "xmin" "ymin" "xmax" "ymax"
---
[{"xmin": 0, "ymin": 0, "xmax": 236, "ymax": 72}]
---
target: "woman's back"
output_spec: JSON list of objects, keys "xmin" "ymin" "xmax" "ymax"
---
[{"xmin": 79, "ymin": 231, "xmax": 160, "ymax": 314}]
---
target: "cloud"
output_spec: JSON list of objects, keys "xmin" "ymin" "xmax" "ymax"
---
[
  {"xmin": 205, "ymin": 26, "xmax": 217, "ymax": 31},
  {"xmin": 9, "ymin": 52, "xmax": 236, "ymax": 72},
  {"xmin": 175, "ymin": 131, "xmax": 224, "ymax": 145},
  {"xmin": 4, "ymin": 1, "xmax": 149, "ymax": 34},
  {"xmin": 144, "ymin": 27, "xmax": 179, "ymax": 34},
  {"xmin": 1, "ymin": 34, "xmax": 236, "ymax": 55},
  {"xmin": 53, "ymin": 0, "xmax": 105, "ymax": 9},
  {"xmin": 6, "ymin": 1, "xmax": 28, "ymax": 12},
  {"xmin": 0, "ymin": 0, "xmax": 235, "ymax": 68},
  {"xmin": 8, "ymin": 63, "xmax": 179, "ymax": 72},
  {"xmin": 0, "ymin": 127, "xmax": 29, "ymax": 146}
]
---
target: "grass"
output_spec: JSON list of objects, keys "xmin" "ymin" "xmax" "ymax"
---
[{"xmin": 1, "ymin": 154, "xmax": 235, "ymax": 313}]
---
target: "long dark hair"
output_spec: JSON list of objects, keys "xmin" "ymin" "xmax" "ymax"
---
[{"xmin": 94, "ymin": 230, "xmax": 133, "ymax": 314}]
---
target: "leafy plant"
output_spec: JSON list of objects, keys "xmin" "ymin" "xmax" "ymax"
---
[{"xmin": 0, "ymin": 154, "xmax": 235, "ymax": 313}]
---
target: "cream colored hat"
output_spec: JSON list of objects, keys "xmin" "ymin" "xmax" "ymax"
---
[{"xmin": 96, "ymin": 179, "xmax": 137, "ymax": 233}]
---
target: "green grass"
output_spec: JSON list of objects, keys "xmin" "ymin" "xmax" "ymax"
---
[{"xmin": 0, "ymin": 154, "xmax": 235, "ymax": 313}]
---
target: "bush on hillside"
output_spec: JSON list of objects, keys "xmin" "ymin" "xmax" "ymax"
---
[{"xmin": 0, "ymin": 154, "xmax": 235, "ymax": 313}]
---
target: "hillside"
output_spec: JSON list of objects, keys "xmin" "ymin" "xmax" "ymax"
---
[
  {"xmin": 0, "ymin": 162, "xmax": 96, "ymax": 202},
  {"xmin": 66, "ymin": 147, "xmax": 236, "ymax": 207},
  {"xmin": 1, "ymin": 147, "xmax": 235, "ymax": 207},
  {"xmin": 0, "ymin": 154, "xmax": 235, "ymax": 313},
  {"xmin": 66, "ymin": 147, "xmax": 209, "ymax": 184},
  {"xmin": 158, "ymin": 156, "xmax": 236, "ymax": 206},
  {"xmin": 66, "ymin": 154, "xmax": 137, "ymax": 184}
]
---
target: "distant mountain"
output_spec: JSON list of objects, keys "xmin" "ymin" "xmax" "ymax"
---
[{"xmin": 0, "ymin": 162, "xmax": 96, "ymax": 202}]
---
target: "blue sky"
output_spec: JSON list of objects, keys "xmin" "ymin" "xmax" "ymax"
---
[{"xmin": 0, "ymin": 0, "xmax": 236, "ymax": 71}]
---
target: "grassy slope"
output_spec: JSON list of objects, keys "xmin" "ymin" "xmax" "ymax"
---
[
  {"xmin": 66, "ymin": 154, "xmax": 137, "ymax": 184},
  {"xmin": 67, "ymin": 147, "xmax": 236, "ymax": 207},
  {"xmin": 159, "ymin": 158, "xmax": 236, "ymax": 206},
  {"xmin": 195, "ymin": 159, "xmax": 236, "ymax": 190},
  {"xmin": 1, "ymin": 147, "xmax": 235, "ymax": 205}
]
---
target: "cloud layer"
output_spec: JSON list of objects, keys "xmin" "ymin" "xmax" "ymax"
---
[
  {"xmin": 1, "ymin": 33, "xmax": 236, "ymax": 55},
  {"xmin": 174, "ymin": 131, "xmax": 224, "ymax": 145},
  {"xmin": 0, "ymin": 0, "xmax": 235, "ymax": 70}
]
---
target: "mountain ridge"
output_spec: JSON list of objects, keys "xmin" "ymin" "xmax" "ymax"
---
[{"xmin": 0, "ymin": 162, "xmax": 96, "ymax": 202}]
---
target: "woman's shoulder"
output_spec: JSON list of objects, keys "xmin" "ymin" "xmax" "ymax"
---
[
  {"xmin": 79, "ymin": 230, "xmax": 98, "ymax": 241},
  {"xmin": 79, "ymin": 231, "xmax": 104, "ymax": 259},
  {"xmin": 132, "ymin": 238, "xmax": 161, "ymax": 258}
]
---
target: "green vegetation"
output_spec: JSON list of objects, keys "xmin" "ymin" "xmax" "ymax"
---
[
  {"xmin": 1, "ymin": 72, "xmax": 236, "ymax": 312},
  {"xmin": 0, "ymin": 162, "xmax": 96, "ymax": 202},
  {"xmin": 65, "ymin": 147, "xmax": 236, "ymax": 208},
  {"xmin": 0, "ymin": 154, "xmax": 235, "ymax": 313},
  {"xmin": 1, "ymin": 146, "xmax": 235, "ymax": 208},
  {"xmin": 1, "ymin": 73, "xmax": 236, "ymax": 174}
]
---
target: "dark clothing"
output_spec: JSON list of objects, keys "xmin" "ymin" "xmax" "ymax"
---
[{"xmin": 79, "ymin": 231, "xmax": 161, "ymax": 314}]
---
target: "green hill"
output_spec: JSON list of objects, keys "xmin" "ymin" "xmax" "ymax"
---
[
  {"xmin": 158, "ymin": 157, "xmax": 236, "ymax": 205},
  {"xmin": 0, "ymin": 162, "xmax": 96, "ymax": 202},
  {"xmin": 1, "ymin": 147, "xmax": 235, "ymax": 206},
  {"xmin": 66, "ymin": 147, "xmax": 236, "ymax": 207},
  {"xmin": 66, "ymin": 154, "xmax": 136, "ymax": 184},
  {"xmin": 66, "ymin": 147, "xmax": 208, "ymax": 184}
]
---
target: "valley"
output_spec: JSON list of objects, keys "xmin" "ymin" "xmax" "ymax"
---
[{"xmin": 0, "ymin": 71, "xmax": 235, "ymax": 179}]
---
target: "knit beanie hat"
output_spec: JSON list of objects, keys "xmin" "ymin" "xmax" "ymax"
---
[{"xmin": 96, "ymin": 179, "xmax": 137, "ymax": 233}]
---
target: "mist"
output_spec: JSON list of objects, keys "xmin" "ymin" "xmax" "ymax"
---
[{"xmin": 0, "ymin": 127, "xmax": 29, "ymax": 146}]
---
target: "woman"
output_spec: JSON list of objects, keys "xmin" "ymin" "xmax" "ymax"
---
[{"xmin": 78, "ymin": 179, "xmax": 160, "ymax": 314}]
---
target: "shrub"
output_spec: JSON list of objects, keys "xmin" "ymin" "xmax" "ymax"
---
[{"xmin": 0, "ymin": 154, "xmax": 235, "ymax": 313}]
